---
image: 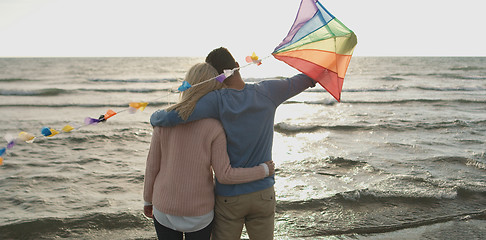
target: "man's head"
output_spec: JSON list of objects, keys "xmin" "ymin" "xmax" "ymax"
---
[
  {"xmin": 205, "ymin": 47, "xmax": 237, "ymax": 74},
  {"xmin": 206, "ymin": 47, "xmax": 244, "ymax": 90}
]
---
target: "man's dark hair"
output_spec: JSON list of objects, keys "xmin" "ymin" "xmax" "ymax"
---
[{"xmin": 205, "ymin": 47, "xmax": 237, "ymax": 74}]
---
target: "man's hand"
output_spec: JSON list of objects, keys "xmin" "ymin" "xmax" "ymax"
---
[
  {"xmin": 264, "ymin": 160, "xmax": 275, "ymax": 176},
  {"xmin": 144, "ymin": 205, "xmax": 153, "ymax": 218}
]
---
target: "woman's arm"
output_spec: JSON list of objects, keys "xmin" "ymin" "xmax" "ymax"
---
[
  {"xmin": 210, "ymin": 128, "xmax": 274, "ymax": 184},
  {"xmin": 143, "ymin": 128, "xmax": 162, "ymax": 205}
]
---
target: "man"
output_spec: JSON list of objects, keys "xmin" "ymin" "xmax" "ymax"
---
[{"xmin": 151, "ymin": 47, "xmax": 315, "ymax": 239}]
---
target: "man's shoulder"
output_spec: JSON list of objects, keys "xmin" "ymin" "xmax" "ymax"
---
[
  {"xmin": 197, "ymin": 89, "xmax": 221, "ymax": 101},
  {"xmin": 252, "ymin": 79, "xmax": 282, "ymax": 95}
]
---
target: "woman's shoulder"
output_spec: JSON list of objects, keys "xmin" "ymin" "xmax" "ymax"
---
[
  {"xmin": 152, "ymin": 119, "xmax": 224, "ymax": 140},
  {"xmin": 187, "ymin": 119, "xmax": 225, "ymax": 139},
  {"xmin": 163, "ymin": 118, "xmax": 223, "ymax": 131}
]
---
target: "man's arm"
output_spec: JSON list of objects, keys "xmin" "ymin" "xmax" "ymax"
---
[
  {"xmin": 150, "ymin": 91, "xmax": 220, "ymax": 127},
  {"xmin": 211, "ymin": 127, "xmax": 274, "ymax": 184},
  {"xmin": 259, "ymin": 74, "xmax": 316, "ymax": 106}
]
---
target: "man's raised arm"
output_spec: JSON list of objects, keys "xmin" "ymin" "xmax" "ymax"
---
[
  {"xmin": 150, "ymin": 91, "xmax": 220, "ymax": 127},
  {"xmin": 259, "ymin": 74, "xmax": 316, "ymax": 106}
]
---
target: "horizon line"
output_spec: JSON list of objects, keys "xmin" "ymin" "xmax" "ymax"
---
[{"xmin": 1, "ymin": 55, "xmax": 485, "ymax": 58}]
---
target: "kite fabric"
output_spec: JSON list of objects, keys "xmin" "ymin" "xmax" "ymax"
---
[{"xmin": 272, "ymin": 0, "xmax": 357, "ymax": 102}]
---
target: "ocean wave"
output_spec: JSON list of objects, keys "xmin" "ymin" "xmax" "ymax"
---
[
  {"xmin": 274, "ymin": 122, "xmax": 369, "ymax": 134},
  {"xmin": 305, "ymin": 87, "xmax": 400, "ymax": 93},
  {"xmin": 0, "ymin": 186, "xmax": 484, "ymax": 239},
  {"xmin": 0, "ymin": 87, "xmax": 175, "ymax": 97},
  {"xmin": 276, "ymin": 179, "xmax": 486, "ymax": 209},
  {"xmin": 344, "ymin": 87, "xmax": 400, "ymax": 92},
  {"xmin": 0, "ymin": 78, "xmax": 38, "ymax": 82},
  {"xmin": 414, "ymin": 86, "xmax": 486, "ymax": 92},
  {"xmin": 392, "ymin": 72, "xmax": 420, "ymax": 76},
  {"xmin": 285, "ymin": 97, "xmax": 486, "ymax": 106},
  {"xmin": 429, "ymin": 156, "xmax": 486, "ymax": 171},
  {"xmin": 284, "ymin": 99, "xmax": 336, "ymax": 106},
  {"xmin": 308, "ymin": 83, "xmax": 482, "ymax": 94},
  {"xmin": 6, "ymin": 206, "xmax": 483, "ymax": 239},
  {"xmin": 276, "ymin": 195, "xmax": 486, "ymax": 236},
  {"xmin": 65, "ymin": 134, "xmax": 112, "ymax": 143},
  {"xmin": 94, "ymin": 173, "xmax": 145, "ymax": 184},
  {"xmin": 336, "ymin": 183, "xmax": 456, "ymax": 201},
  {"xmin": 414, "ymin": 119, "xmax": 470, "ymax": 130},
  {"xmin": 0, "ymin": 88, "xmax": 68, "ymax": 96},
  {"xmin": 302, "ymin": 210, "xmax": 486, "ymax": 237},
  {"xmin": 77, "ymin": 88, "xmax": 173, "ymax": 93},
  {"xmin": 63, "ymin": 131, "xmax": 150, "ymax": 145},
  {"xmin": 316, "ymin": 84, "xmax": 484, "ymax": 93},
  {"xmin": 244, "ymin": 76, "xmax": 288, "ymax": 82},
  {"xmin": 88, "ymin": 78, "xmax": 178, "ymax": 83},
  {"xmin": 376, "ymin": 76, "xmax": 405, "ymax": 81},
  {"xmin": 450, "ymin": 66, "xmax": 486, "ymax": 71},
  {"xmin": 304, "ymin": 88, "xmax": 327, "ymax": 92},
  {"xmin": 461, "ymin": 75, "xmax": 486, "ymax": 80},
  {"xmin": 343, "ymin": 99, "xmax": 486, "ymax": 105},
  {"xmin": 274, "ymin": 119, "xmax": 485, "ymax": 134},
  {"xmin": 0, "ymin": 212, "xmax": 150, "ymax": 240},
  {"xmin": 427, "ymin": 73, "xmax": 486, "ymax": 80},
  {"xmin": 324, "ymin": 156, "xmax": 367, "ymax": 168},
  {"xmin": 336, "ymin": 183, "xmax": 486, "ymax": 205},
  {"xmin": 0, "ymin": 101, "xmax": 171, "ymax": 108}
]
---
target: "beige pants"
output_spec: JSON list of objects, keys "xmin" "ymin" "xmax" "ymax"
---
[{"xmin": 212, "ymin": 186, "xmax": 276, "ymax": 240}]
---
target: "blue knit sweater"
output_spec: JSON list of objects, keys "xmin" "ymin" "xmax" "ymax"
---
[{"xmin": 151, "ymin": 74, "xmax": 316, "ymax": 196}]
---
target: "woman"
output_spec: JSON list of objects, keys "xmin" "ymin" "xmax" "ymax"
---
[{"xmin": 143, "ymin": 63, "xmax": 274, "ymax": 240}]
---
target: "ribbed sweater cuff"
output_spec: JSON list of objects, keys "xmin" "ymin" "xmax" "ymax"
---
[{"xmin": 259, "ymin": 163, "xmax": 269, "ymax": 176}]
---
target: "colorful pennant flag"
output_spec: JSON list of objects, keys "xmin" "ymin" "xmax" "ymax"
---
[{"xmin": 272, "ymin": 0, "xmax": 357, "ymax": 102}]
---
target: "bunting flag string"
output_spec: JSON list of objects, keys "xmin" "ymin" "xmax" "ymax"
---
[
  {"xmin": 0, "ymin": 102, "xmax": 148, "ymax": 165},
  {"xmin": 0, "ymin": 53, "xmax": 265, "ymax": 166}
]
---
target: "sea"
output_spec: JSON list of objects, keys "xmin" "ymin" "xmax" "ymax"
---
[{"xmin": 0, "ymin": 56, "xmax": 485, "ymax": 239}]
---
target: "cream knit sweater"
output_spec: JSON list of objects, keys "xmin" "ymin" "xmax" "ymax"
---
[{"xmin": 143, "ymin": 118, "xmax": 266, "ymax": 216}]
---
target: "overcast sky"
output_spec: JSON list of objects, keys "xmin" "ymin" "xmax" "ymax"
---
[{"xmin": 1, "ymin": 0, "xmax": 485, "ymax": 57}]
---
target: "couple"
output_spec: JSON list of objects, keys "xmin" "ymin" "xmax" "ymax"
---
[{"xmin": 143, "ymin": 47, "xmax": 316, "ymax": 240}]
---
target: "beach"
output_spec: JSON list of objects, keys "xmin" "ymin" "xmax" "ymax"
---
[{"xmin": 0, "ymin": 56, "xmax": 485, "ymax": 239}]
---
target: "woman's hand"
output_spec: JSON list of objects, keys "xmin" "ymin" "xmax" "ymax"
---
[
  {"xmin": 144, "ymin": 205, "xmax": 153, "ymax": 218},
  {"xmin": 264, "ymin": 160, "xmax": 275, "ymax": 176}
]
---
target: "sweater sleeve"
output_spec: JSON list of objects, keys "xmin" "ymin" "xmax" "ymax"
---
[
  {"xmin": 259, "ymin": 73, "xmax": 316, "ymax": 106},
  {"xmin": 150, "ymin": 91, "xmax": 220, "ymax": 127},
  {"xmin": 143, "ymin": 127, "xmax": 162, "ymax": 203},
  {"xmin": 210, "ymin": 128, "xmax": 267, "ymax": 184}
]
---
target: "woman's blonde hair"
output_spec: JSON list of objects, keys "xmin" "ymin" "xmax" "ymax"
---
[{"xmin": 166, "ymin": 63, "xmax": 223, "ymax": 120}]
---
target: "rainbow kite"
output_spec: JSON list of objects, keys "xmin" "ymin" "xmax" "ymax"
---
[{"xmin": 273, "ymin": 0, "xmax": 357, "ymax": 102}]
